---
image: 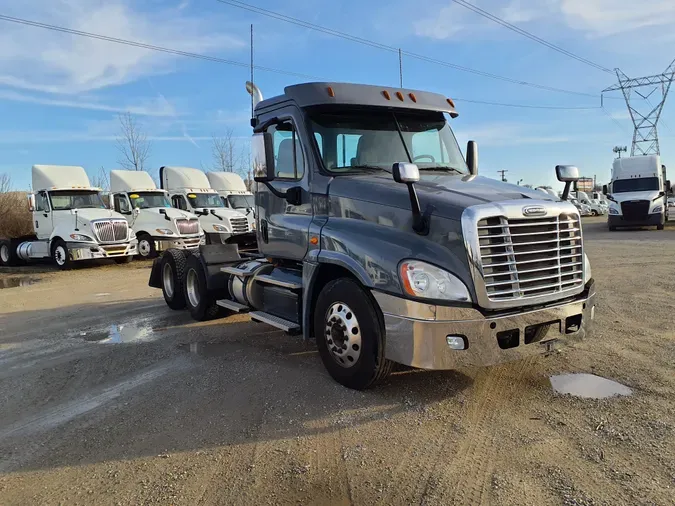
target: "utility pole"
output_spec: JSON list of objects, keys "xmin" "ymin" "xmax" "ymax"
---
[
  {"xmin": 398, "ymin": 48, "xmax": 403, "ymax": 88},
  {"xmin": 613, "ymin": 145, "xmax": 627, "ymax": 158},
  {"xmin": 603, "ymin": 58, "xmax": 675, "ymax": 156},
  {"xmin": 497, "ymin": 169, "xmax": 508, "ymax": 182}
]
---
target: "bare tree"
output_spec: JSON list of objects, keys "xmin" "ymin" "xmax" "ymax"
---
[
  {"xmin": 116, "ymin": 112, "xmax": 151, "ymax": 171},
  {"xmin": 211, "ymin": 129, "xmax": 245, "ymax": 175},
  {"xmin": 0, "ymin": 172, "xmax": 10, "ymax": 193},
  {"xmin": 91, "ymin": 166, "xmax": 109, "ymax": 191}
]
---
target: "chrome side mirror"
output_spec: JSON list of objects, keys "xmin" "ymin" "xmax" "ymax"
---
[
  {"xmin": 556, "ymin": 165, "xmax": 580, "ymax": 182},
  {"xmin": 392, "ymin": 162, "xmax": 420, "ymax": 183}
]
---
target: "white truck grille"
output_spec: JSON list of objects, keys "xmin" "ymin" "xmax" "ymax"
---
[
  {"xmin": 230, "ymin": 217, "xmax": 249, "ymax": 234},
  {"xmin": 176, "ymin": 219, "xmax": 199, "ymax": 235},
  {"xmin": 477, "ymin": 213, "xmax": 584, "ymax": 302},
  {"xmin": 93, "ymin": 220, "xmax": 128, "ymax": 243}
]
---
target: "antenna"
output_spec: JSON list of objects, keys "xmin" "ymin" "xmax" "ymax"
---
[
  {"xmin": 399, "ymin": 48, "xmax": 403, "ymax": 88},
  {"xmin": 250, "ymin": 24, "xmax": 254, "ymax": 118}
]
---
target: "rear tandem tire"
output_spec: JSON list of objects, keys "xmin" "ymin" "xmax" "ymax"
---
[
  {"xmin": 183, "ymin": 253, "xmax": 225, "ymax": 321},
  {"xmin": 161, "ymin": 249, "xmax": 188, "ymax": 310},
  {"xmin": 314, "ymin": 277, "xmax": 394, "ymax": 390},
  {"xmin": 0, "ymin": 240, "xmax": 14, "ymax": 266}
]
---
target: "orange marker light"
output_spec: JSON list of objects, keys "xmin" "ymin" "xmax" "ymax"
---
[
  {"xmin": 327, "ymin": 86, "xmax": 335, "ymax": 97},
  {"xmin": 310, "ymin": 237, "xmax": 319, "ymax": 245},
  {"xmin": 408, "ymin": 93, "xmax": 417, "ymax": 102},
  {"xmin": 396, "ymin": 91, "xmax": 404, "ymax": 101},
  {"xmin": 382, "ymin": 90, "xmax": 391, "ymax": 100},
  {"xmin": 447, "ymin": 98, "xmax": 456, "ymax": 108}
]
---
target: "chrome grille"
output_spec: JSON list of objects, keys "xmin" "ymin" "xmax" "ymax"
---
[
  {"xmin": 176, "ymin": 218, "xmax": 199, "ymax": 235},
  {"xmin": 93, "ymin": 220, "xmax": 128, "ymax": 243},
  {"xmin": 477, "ymin": 213, "xmax": 584, "ymax": 302},
  {"xmin": 230, "ymin": 217, "xmax": 249, "ymax": 234}
]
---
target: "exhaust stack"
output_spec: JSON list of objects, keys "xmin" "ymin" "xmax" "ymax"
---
[{"xmin": 246, "ymin": 81, "xmax": 263, "ymax": 108}]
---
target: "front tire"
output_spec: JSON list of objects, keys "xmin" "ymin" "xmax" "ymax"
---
[
  {"xmin": 314, "ymin": 278, "xmax": 393, "ymax": 390},
  {"xmin": 183, "ymin": 253, "xmax": 225, "ymax": 321},
  {"xmin": 51, "ymin": 239, "xmax": 72, "ymax": 270},
  {"xmin": 137, "ymin": 233, "xmax": 158, "ymax": 259},
  {"xmin": 0, "ymin": 240, "xmax": 14, "ymax": 267},
  {"xmin": 609, "ymin": 226, "xmax": 617, "ymax": 231},
  {"xmin": 161, "ymin": 249, "xmax": 188, "ymax": 310}
]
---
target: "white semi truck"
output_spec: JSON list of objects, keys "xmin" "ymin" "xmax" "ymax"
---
[
  {"xmin": 0, "ymin": 165, "xmax": 137, "ymax": 268},
  {"xmin": 159, "ymin": 166, "xmax": 251, "ymax": 245},
  {"xmin": 109, "ymin": 170, "xmax": 204, "ymax": 258},
  {"xmin": 206, "ymin": 172, "xmax": 256, "ymax": 231},
  {"xmin": 604, "ymin": 155, "xmax": 670, "ymax": 230}
]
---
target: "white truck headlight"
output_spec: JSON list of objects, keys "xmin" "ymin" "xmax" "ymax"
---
[
  {"xmin": 584, "ymin": 253, "xmax": 592, "ymax": 284},
  {"xmin": 608, "ymin": 207, "xmax": 619, "ymax": 215},
  {"xmin": 399, "ymin": 260, "xmax": 471, "ymax": 302},
  {"xmin": 213, "ymin": 224, "xmax": 230, "ymax": 233},
  {"xmin": 70, "ymin": 233, "xmax": 94, "ymax": 242},
  {"xmin": 651, "ymin": 205, "xmax": 663, "ymax": 214},
  {"xmin": 156, "ymin": 228, "xmax": 174, "ymax": 235}
]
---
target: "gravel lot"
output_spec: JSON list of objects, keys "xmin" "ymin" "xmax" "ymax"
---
[{"xmin": 0, "ymin": 216, "xmax": 673, "ymax": 505}]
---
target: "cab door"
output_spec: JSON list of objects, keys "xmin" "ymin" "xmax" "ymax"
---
[
  {"xmin": 34, "ymin": 191, "xmax": 52, "ymax": 240},
  {"xmin": 256, "ymin": 106, "xmax": 312, "ymax": 260}
]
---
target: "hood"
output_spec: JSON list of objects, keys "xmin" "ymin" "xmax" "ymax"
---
[
  {"xmin": 70, "ymin": 208, "xmax": 121, "ymax": 221},
  {"xmin": 195, "ymin": 208, "xmax": 248, "ymax": 228},
  {"xmin": 140, "ymin": 207, "xmax": 197, "ymax": 220},
  {"xmin": 328, "ymin": 173, "xmax": 554, "ymax": 220}
]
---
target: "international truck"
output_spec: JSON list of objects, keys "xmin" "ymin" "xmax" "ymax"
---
[
  {"xmin": 109, "ymin": 170, "xmax": 204, "ymax": 259},
  {"xmin": 159, "ymin": 166, "xmax": 252, "ymax": 244},
  {"xmin": 149, "ymin": 81, "xmax": 596, "ymax": 390},
  {"xmin": 0, "ymin": 165, "xmax": 137, "ymax": 269},
  {"xmin": 604, "ymin": 155, "xmax": 670, "ymax": 230},
  {"xmin": 206, "ymin": 171, "xmax": 256, "ymax": 231}
]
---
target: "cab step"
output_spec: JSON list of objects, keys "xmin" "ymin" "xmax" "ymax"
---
[
  {"xmin": 216, "ymin": 299, "xmax": 249, "ymax": 313},
  {"xmin": 255, "ymin": 274, "xmax": 302, "ymax": 290},
  {"xmin": 249, "ymin": 311, "xmax": 301, "ymax": 334},
  {"xmin": 221, "ymin": 266, "xmax": 254, "ymax": 277}
]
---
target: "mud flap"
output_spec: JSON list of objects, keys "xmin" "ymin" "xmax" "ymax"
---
[
  {"xmin": 198, "ymin": 244, "xmax": 243, "ymax": 292},
  {"xmin": 148, "ymin": 256, "xmax": 163, "ymax": 288}
]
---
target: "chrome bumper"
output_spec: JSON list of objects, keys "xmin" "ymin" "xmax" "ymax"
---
[
  {"xmin": 154, "ymin": 235, "xmax": 203, "ymax": 252},
  {"xmin": 374, "ymin": 281, "xmax": 596, "ymax": 370},
  {"xmin": 68, "ymin": 240, "xmax": 138, "ymax": 260}
]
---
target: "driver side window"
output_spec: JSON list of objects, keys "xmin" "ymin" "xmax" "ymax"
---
[
  {"xmin": 114, "ymin": 194, "xmax": 130, "ymax": 214},
  {"xmin": 172, "ymin": 195, "xmax": 187, "ymax": 210},
  {"xmin": 269, "ymin": 121, "xmax": 305, "ymax": 180},
  {"xmin": 35, "ymin": 191, "xmax": 49, "ymax": 212}
]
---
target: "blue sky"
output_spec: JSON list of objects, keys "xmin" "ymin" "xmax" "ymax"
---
[{"xmin": 1, "ymin": 0, "xmax": 675, "ymax": 191}]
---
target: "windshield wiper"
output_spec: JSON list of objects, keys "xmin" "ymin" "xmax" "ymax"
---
[
  {"xmin": 418, "ymin": 166, "xmax": 464, "ymax": 174},
  {"xmin": 333, "ymin": 165, "xmax": 391, "ymax": 172}
]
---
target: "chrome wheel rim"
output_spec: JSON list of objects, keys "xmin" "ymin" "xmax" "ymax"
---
[
  {"xmin": 325, "ymin": 302, "xmax": 362, "ymax": 368},
  {"xmin": 54, "ymin": 246, "xmax": 67, "ymax": 266},
  {"xmin": 162, "ymin": 262, "xmax": 174, "ymax": 298},
  {"xmin": 186, "ymin": 268, "xmax": 200, "ymax": 307},
  {"xmin": 139, "ymin": 239, "xmax": 151, "ymax": 257},
  {"xmin": 0, "ymin": 244, "xmax": 9, "ymax": 263}
]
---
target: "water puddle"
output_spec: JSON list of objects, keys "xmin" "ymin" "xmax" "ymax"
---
[
  {"xmin": 81, "ymin": 322, "xmax": 154, "ymax": 344},
  {"xmin": 550, "ymin": 373, "xmax": 632, "ymax": 399},
  {"xmin": 178, "ymin": 342, "xmax": 230, "ymax": 357},
  {"xmin": 0, "ymin": 277, "xmax": 40, "ymax": 289}
]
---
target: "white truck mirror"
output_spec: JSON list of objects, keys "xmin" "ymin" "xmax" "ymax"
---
[{"xmin": 28, "ymin": 194, "xmax": 35, "ymax": 212}]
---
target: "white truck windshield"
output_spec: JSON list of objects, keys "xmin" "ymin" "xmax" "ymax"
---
[
  {"xmin": 187, "ymin": 193, "xmax": 224, "ymax": 208},
  {"xmin": 309, "ymin": 109, "xmax": 468, "ymax": 175},
  {"xmin": 129, "ymin": 192, "xmax": 171, "ymax": 209},
  {"xmin": 50, "ymin": 191, "xmax": 106, "ymax": 210},
  {"xmin": 227, "ymin": 195, "xmax": 254, "ymax": 209},
  {"xmin": 613, "ymin": 177, "xmax": 659, "ymax": 193}
]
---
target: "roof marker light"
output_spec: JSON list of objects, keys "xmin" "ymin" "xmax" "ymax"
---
[
  {"xmin": 447, "ymin": 98, "xmax": 456, "ymax": 108},
  {"xmin": 382, "ymin": 90, "xmax": 391, "ymax": 100},
  {"xmin": 409, "ymin": 93, "xmax": 417, "ymax": 103},
  {"xmin": 396, "ymin": 91, "xmax": 404, "ymax": 101},
  {"xmin": 327, "ymin": 86, "xmax": 335, "ymax": 97}
]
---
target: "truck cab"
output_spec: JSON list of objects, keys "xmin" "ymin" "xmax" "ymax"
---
[
  {"xmin": 159, "ymin": 166, "xmax": 251, "ymax": 244},
  {"xmin": 206, "ymin": 171, "xmax": 256, "ymax": 232},
  {"xmin": 0, "ymin": 165, "xmax": 137, "ymax": 269},
  {"xmin": 151, "ymin": 81, "xmax": 596, "ymax": 390},
  {"xmin": 604, "ymin": 155, "xmax": 670, "ymax": 230},
  {"xmin": 110, "ymin": 170, "xmax": 204, "ymax": 258}
]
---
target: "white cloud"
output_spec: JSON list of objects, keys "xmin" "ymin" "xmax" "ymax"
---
[
  {"xmin": 0, "ymin": 0, "xmax": 244, "ymax": 94},
  {"xmin": 456, "ymin": 121, "xmax": 571, "ymax": 147}
]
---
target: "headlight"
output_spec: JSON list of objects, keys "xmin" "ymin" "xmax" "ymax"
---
[
  {"xmin": 399, "ymin": 260, "xmax": 471, "ymax": 302},
  {"xmin": 213, "ymin": 224, "xmax": 230, "ymax": 233},
  {"xmin": 609, "ymin": 207, "xmax": 620, "ymax": 215},
  {"xmin": 129, "ymin": 231, "xmax": 136, "ymax": 240},
  {"xmin": 199, "ymin": 234, "xmax": 206, "ymax": 245},
  {"xmin": 584, "ymin": 253, "xmax": 592, "ymax": 284},
  {"xmin": 652, "ymin": 205, "xmax": 663, "ymax": 214},
  {"xmin": 70, "ymin": 233, "xmax": 94, "ymax": 242},
  {"xmin": 156, "ymin": 228, "xmax": 174, "ymax": 235},
  {"xmin": 251, "ymin": 221, "xmax": 257, "ymax": 230}
]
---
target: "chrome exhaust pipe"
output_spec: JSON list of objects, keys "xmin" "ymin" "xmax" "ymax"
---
[{"xmin": 245, "ymin": 81, "xmax": 263, "ymax": 108}]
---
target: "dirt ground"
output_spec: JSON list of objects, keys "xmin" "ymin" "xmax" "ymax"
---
[{"xmin": 0, "ymin": 216, "xmax": 673, "ymax": 505}]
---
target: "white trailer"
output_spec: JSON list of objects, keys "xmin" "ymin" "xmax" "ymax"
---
[
  {"xmin": 206, "ymin": 172, "xmax": 255, "ymax": 231},
  {"xmin": 110, "ymin": 170, "xmax": 204, "ymax": 258},
  {"xmin": 0, "ymin": 165, "xmax": 137, "ymax": 269},
  {"xmin": 159, "ymin": 166, "xmax": 251, "ymax": 245}
]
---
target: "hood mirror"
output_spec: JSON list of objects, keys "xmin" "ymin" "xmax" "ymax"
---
[
  {"xmin": 392, "ymin": 162, "xmax": 420, "ymax": 183},
  {"xmin": 392, "ymin": 162, "xmax": 428, "ymax": 235},
  {"xmin": 466, "ymin": 140, "xmax": 478, "ymax": 175},
  {"xmin": 556, "ymin": 165, "xmax": 580, "ymax": 201},
  {"xmin": 133, "ymin": 208, "xmax": 141, "ymax": 217}
]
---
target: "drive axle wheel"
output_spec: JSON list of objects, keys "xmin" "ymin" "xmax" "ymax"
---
[
  {"xmin": 161, "ymin": 249, "xmax": 187, "ymax": 310},
  {"xmin": 183, "ymin": 253, "xmax": 224, "ymax": 321},
  {"xmin": 314, "ymin": 278, "xmax": 393, "ymax": 390}
]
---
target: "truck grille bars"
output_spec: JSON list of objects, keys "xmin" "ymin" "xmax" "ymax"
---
[
  {"xmin": 230, "ymin": 217, "xmax": 250, "ymax": 234},
  {"xmin": 92, "ymin": 220, "xmax": 129, "ymax": 243},
  {"xmin": 176, "ymin": 219, "xmax": 200, "ymax": 235}
]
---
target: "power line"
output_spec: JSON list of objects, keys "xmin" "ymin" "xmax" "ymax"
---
[
  {"xmin": 0, "ymin": 13, "xmax": 321, "ymax": 80},
  {"xmin": 215, "ymin": 0, "xmax": 613, "ymax": 99},
  {"xmin": 454, "ymin": 98, "xmax": 599, "ymax": 110},
  {"xmin": 601, "ymin": 105, "xmax": 630, "ymax": 134},
  {"xmin": 448, "ymin": 0, "xmax": 613, "ymax": 74}
]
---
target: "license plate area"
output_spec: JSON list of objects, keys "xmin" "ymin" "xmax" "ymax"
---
[{"xmin": 524, "ymin": 319, "xmax": 560, "ymax": 344}]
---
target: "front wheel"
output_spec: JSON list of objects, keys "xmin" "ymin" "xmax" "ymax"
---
[
  {"xmin": 51, "ymin": 239, "xmax": 72, "ymax": 270},
  {"xmin": 314, "ymin": 278, "xmax": 393, "ymax": 390},
  {"xmin": 114, "ymin": 256, "xmax": 133, "ymax": 264},
  {"xmin": 0, "ymin": 240, "xmax": 14, "ymax": 267},
  {"xmin": 137, "ymin": 233, "xmax": 158, "ymax": 259}
]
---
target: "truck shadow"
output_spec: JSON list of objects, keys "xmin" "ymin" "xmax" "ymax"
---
[{"xmin": 0, "ymin": 299, "xmax": 474, "ymax": 475}]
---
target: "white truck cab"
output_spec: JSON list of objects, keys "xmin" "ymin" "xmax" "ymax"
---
[
  {"xmin": 206, "ymin": 171, "xmax": 256, "ymax": 231},
  {"xmin": 0, "ymin": 165, "xmax": 137, "ymax": 269},
  {"xmin": 110, "ymin": 170, "xmax": 204, "ymax": 258},
  {"xmin": 159, "ymin": 166, "xmax": 250, "ymax": 244}
]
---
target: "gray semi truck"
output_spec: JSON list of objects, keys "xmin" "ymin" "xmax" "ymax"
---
[{"xmin": 150, "ymin": 81, "xmax": 596, "ymax": 390}]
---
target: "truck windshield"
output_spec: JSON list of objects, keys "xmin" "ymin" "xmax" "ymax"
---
[
  {"xmin": 227, "ymin": 195, "xmax": 254, "ymax": 209},
  {"xmin": 308, "ymin": 109, "xmax": 468, "ymax": 174},
  {"xmin": 49, "ymin": 191, "xmax": 105, "ymax": 210},
  {"xmin": 128, "ymin": 192, "xmax": 171, "ymax": 209},
  {"xmin": 612, "ymin": 177, "xmax": 659, "ymax": 193},
  {"xmin": 187, "ymin": 193, "xmax": 224, "ymax": 208}
]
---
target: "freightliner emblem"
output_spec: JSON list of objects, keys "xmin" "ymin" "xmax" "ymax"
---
[{"xmin": 522, "ymin": 205, "xmax": 546, "ymax": 217}]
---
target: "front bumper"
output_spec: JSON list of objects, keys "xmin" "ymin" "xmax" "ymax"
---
[
  {"xmin": 68, "ymin": 240, "xmax": 138, "ymax": 261},
  {"xmin": 154, "ymin": 235, "xmax": 202, "ymax": 252},
  {"xmin": 205, "ymin": 232, "xmax": 232, "ymax": 245},
  {"xmin": 608, "ymin": 213, "xmax": 663, "ymax": 227},
  {"xmin": 374, "ymin": 281, "xmax": 596, "ymax": 370}
]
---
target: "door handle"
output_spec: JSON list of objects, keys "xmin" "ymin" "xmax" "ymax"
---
[
  {"xmin": 261, "ymin": 219, "xmax": 269, "ymax": 243},
  {"xmin": 35, "ymin": 221, "xmax": 39, "ymax": 228},
  {"xmin": 43, "ymin": 213, "xmax": 48, "ymax": 217}
]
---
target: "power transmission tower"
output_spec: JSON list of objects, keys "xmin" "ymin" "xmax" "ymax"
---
[
  {"xmin": 603, "ymin": 58, "xmax": 675, "ymax": 156},
  {"xmin": 497, "ymin": 169, "xmax": 508, "ymax": 182}
]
